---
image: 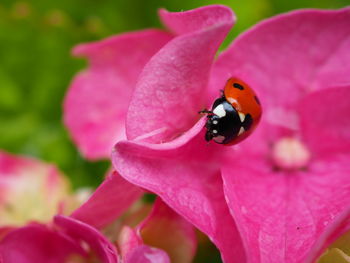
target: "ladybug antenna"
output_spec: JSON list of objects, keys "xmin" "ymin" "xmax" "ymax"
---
[{"xmin": 198, "ymin": 109, "xmax": 214, "ymax": 115}]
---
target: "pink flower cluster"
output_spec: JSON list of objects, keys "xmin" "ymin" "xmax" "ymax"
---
[
  {"xmin": 66, "ymin": 5, "xmax": 350, "ymax": 262},
  {"xmin": 0, "ymin": 151, "xmax": 196, "ymax": 262},
  {"xmin": 1, "ymin": 4, "xmax": 350, "ymax": 263}
]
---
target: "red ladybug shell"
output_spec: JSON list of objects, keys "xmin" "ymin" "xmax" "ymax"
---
[{"xmin": 223, "ymin": 77, "xmax": 262, "ymax": 145}]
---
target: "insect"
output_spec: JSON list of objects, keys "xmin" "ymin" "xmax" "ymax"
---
[{"xmin": 200, "ymin": 77, "xmax": 262, "ymax": 145}]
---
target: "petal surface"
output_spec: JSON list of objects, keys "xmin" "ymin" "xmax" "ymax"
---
[
  {"xmin": 64, "ymin": 29, "xmax": 173, "ymax": 159},
  {"xmin": 71, "ymin": 171, "xmax": 143, "ymax": 229},
  {"xmin": 159, "ymin": 5, "xmax": 235, "ymax": 35},
  {"xmin": 0, "ymin": 224, "xmax": 86, "ymax": 263},
  {"xmin": 137, "ymin": 198, "xmax": 196, "ymax": 263},
  {"xmin": 113, "ymin": 119, "xmax": 246, "ymax": 263},
  {"xmin": 125, "ymin": 245, "xmax": 170, "ymax": 263},
  {"xmin": 212, "ymin": 8, "xmax": 350, "ymax": 103},
  {"xmin": 118, "ymin": 226, "xmax": 143, "ymax": 259},
  {"xmin": 126, "ymin": 5, "xmax": 235, "ymax": 143},
  {"xmin": 222, "ymin": 153, "xmax": 350, "ymax": 263},
  {"xmin": 299, "ymin": 85, "xmax": 350, "ymax": 156},
  {"xmin": 305, "ymin": 207, "xmax": 350, "ymax": 263},
  {"xmin": 54, "ymin": 215, "xmax": 119, "ymax": 263},
  {"xmin": 210, "ymin": 8, "xmax": 350, "ymax": 140},
  {"xmin": 0, "ymin": 226, "xmax": 14, "ymax": 241}
]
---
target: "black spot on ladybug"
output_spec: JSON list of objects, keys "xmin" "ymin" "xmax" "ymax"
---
[
  {"xmin": 254, "ymin": 95, "xmax": 261, "ymax": 105},
  {"xmin": 233, "ymin": 83, "xmax": 244, "ymax": 90}
]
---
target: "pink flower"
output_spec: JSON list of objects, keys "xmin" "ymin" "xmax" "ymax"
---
[
  {"xmin": 64, "ymin": 4, "xmax": 350, "ymax": 262},
  {"xmin": 0, "ymin": 150, "xmax": 78, "ymax": 227},
  {"xmin": 0, "ymin": 216, "xmax": 119, "ymax": 263},
  {"xmin": 110, "ymin": 6, "xmax": 350, "ymax": 263},
  {"xmin": 0, "ymin": 151, "xmax": 196, "ymax": 262},
  {"xmin": 0, "ymin": 150, "xmax": 118, "ymax": 262},
  {"xmin": 64, "ymin": 5, "xmax": 236, "ymax": 260},
  {"xmin": 72, "ymin": 171, "xmax": 197, "ymax": 263},
  {"xmin": 64, "ymin": 29, "xmax": 173, "ymax": 160}
]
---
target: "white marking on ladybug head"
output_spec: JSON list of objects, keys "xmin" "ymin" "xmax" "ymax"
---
[
  {"xmin": 213, "ymin": 135, "xmax": 225, "ymax": 143},
  {"xmin": 213, "ymin": 104, "xmax": 226, "ymax": 118},
  {"xmin": 213, "ymin": 129, "xmax": 218, "ymax": 134},
  {"xmin": 238, "ymin": 112, "xmax": 245, "ymax": 122},
  {"xmin": 213, "ymin": 120, "xmax": 218, "ymax": 125},
  {"xmin": 238, "ymin": 126, "xmax": 245, "ymax": 136}
]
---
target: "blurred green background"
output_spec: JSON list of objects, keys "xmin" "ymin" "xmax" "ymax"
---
[{"xmin": 0, "ymin": 0, "xmax": 348, "ymax": 187}]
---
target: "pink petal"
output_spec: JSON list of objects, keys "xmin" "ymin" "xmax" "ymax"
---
[
  {"xmin": 125, "ymin": 245, "xmax": 170, "ymax": 263},
  {"xmin": 113, "ymin": 119, "xmax": 246, "ymax": 262},
  {"xmin": 54, "ymin": 215, "xmax": 119, "ymax": 263},
  {"xmin": 0, "ymin": 226, "xmax": 14, "ymax": 240},
  {"xmin": 64, "ymin": 29, "xmax": 173, "ymax": 159},
  {"xmin": 299, "ymin": 85, "xmax": 350, "ymax": 156},
  {"xmin": 159, "ymin": 5, "xmax": 235, "ymax": 35},
  {"xmin": 221, "ymin": 153, "xmax": 350, "ymax": 263},
  {"xmin": 210, "ymin": 8, "xmax": 350, "ymax": 133},
  {"xmin": 0, "ymin": 151, "xmax": 72, "ymax": 226},
  {"xmin": 305, "ymin": 206, "xmax": 350, "ymax": 263},
  {"xmin": 0, "ymin": 223, "xmax": 86, "ymax": 263},
  {"xmin": 71, "ymin": 171, "xmax": 143, "ymax": 229},
  {"xmin": 126, "ymin": 5, "xmax": 235, "ymax": 143},
  {"xmin": 137, "ymin": 198, "xmax": 196, "ymax": 263}
]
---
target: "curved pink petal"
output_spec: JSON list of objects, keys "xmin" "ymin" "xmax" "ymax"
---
[
  {"xmin": 125, "ymin": 245, "xmax": 170, "ymax": 263},
  {"xmin": 126, "ymin": 5, "xmax": 235, "ymax": 143},
  {"xmin": 159, "ymin": 5, "xmax": 236, "ymax": 35},
  {"xmin": 118, "ymin": 226, "xmax": 143, "ymax": 258},
  {"xmin": 54, "ymin": 215, "xmax": 119, "ymax": 263},
  {"xmin": 113, "ymin": 119, "xmax": 246, "ymax": 263},
  {"xmin": 64, "ymin": 29, "xmax": 173, "ymax": 159},
  {"xmin": 221, "ymin": 153, "xmax": 350, "ymax": 263},
  {"xmin": 305, "ymin": 206, "xmax": 350, "ymax": 263},
  {"xmin": 71, "ymin": 171, "xmax": 143, "ymax": 229},
  {"xmin": 210, "ymin": 8, "xmax": 350, "ymax": 137},
  {"xmin": 299, "ymin": 85, "xmax": 350, "ymax": 156},
  {"xmin": 0, "ymin": 224, "xmax": 86, "ymax": 263},
  {"xmin": 137, "ymin": 198, "xmax": 196, "ymax": 263}
]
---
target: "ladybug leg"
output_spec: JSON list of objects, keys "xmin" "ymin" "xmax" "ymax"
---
[{"xmin": 205, "ymin": 130, "xmax": 213, "ymax": 142}]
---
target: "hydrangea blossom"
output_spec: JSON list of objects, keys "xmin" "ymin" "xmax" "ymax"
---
[
  {"xmin": 64, "ymin": 4, "xmax": 350, "ymax": 262},
  {"xmin": 0, "ymin": 150, "xmax": 78, "ymax": 227},
  {"xmin": 0, "ymin": 152, "xmax": 196, "ymax": 262},
  {"xmin": 114, "ymin": 6, "xmax": 350, "ymax": 262},
  {"xmin": 0, "ymin": 216, "xmax": 119, "ymax": 263},
  {"xmin": 0, "ymin": 151, "xmax": 118, "ymax": 262},
  {"xmin": 64, "ymin": 29, "xmax": 173, "ymax": 159},
  {"xmin": 72, "ymin": 171, "xmax": 197, "ymax": 263}
]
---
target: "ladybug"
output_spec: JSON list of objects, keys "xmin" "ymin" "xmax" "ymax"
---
[{"xmin": 200, "ymin": 77, "xmax": 262, "ymax": 145}]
